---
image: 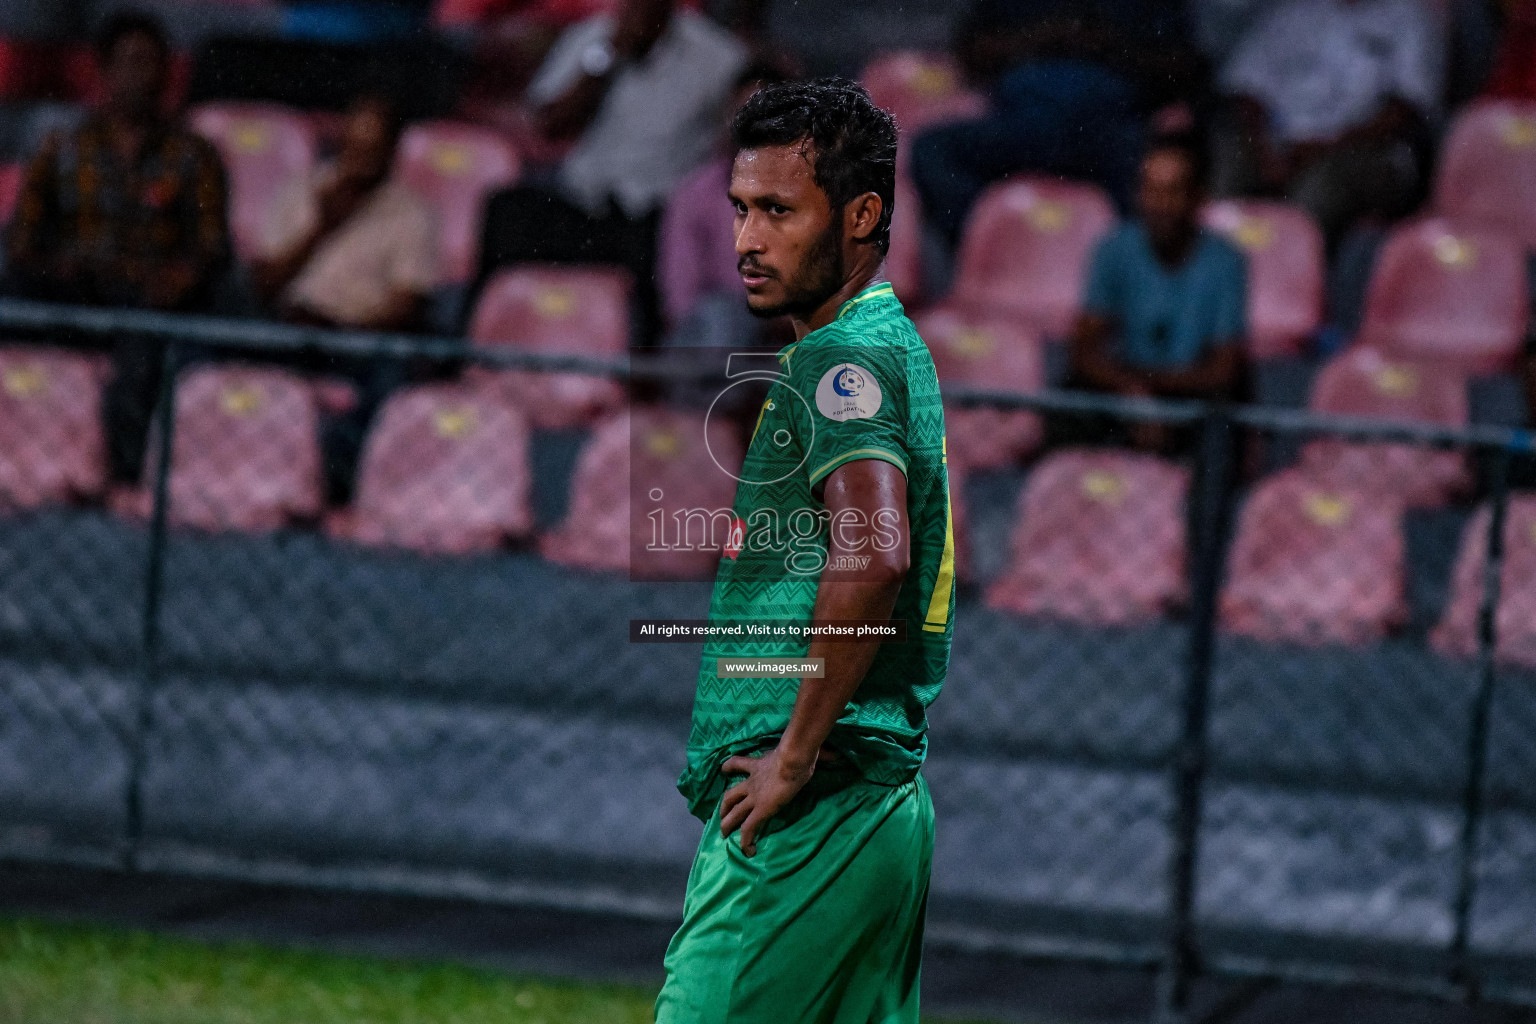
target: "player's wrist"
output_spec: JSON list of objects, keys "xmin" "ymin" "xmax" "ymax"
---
[{"xmin": 773, "ymin": 740, "xmax": 819, "ymax": 776}]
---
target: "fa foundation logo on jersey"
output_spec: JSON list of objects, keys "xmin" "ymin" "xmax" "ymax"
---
[{"xmin": 815, "ymin": 363, "xmax": 883, "ymax": 421}]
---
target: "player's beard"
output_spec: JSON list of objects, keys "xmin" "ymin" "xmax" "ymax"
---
[{"xmin": 745, "ymin": 220, "xmax": 845, "ymax": 321}]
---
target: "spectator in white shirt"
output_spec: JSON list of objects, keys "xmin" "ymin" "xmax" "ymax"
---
[
  {"xmin": 471, "ymin": 0, "xmax": 746, "ymax": 345},
  {"xmin": 1211, "ymin": 0, "xmax": 1441, "ymax": 247}
]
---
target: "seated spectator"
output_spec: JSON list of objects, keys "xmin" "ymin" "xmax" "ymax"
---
[
  {"xmin": 472, "ymin": 0, "xmax": 747, "ymax": 345},
  {"xmin": 253, "ymin": 93, "xmax": 438, "ymax": 333},
  {"xmin": 1212, "ymin": 0, "xmax": 1439, "ymax": 249},
  {"xmin": 656, "ymin": 60, "xmax": 782, "ymax": 333},
  {"xmin": 251, "ymin": 92, "xmax": 438, "ymax": 504},
  {"xmin": 912, "ymin": 0, "xmax": 1201, "ymax": 242},
  {"xmin": 6, "ymin": 14, "xmax": 227, "ymax": 309},
  {"xmin": 1066, "ymin": 136, "xmax": 1247, "ymax": 450},
  {"xmin": 3, "ymin": 10, "xmax": 229, "ymax": 482}
]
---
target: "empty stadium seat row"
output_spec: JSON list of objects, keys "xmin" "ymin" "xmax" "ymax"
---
[
  {"xmin": 912, "ymin": 318, "xmax": 1507, "ymax": 485},
  {"xmin": 1300, "ymin": 345, "xmax": 1475, "ymax": 508},
  {"xmin": 0, "ymin": 260, "xmax": 632, "ymax": 511},
  {"xmin": 5, "ymin": 344, "xmax": 1533, "ymax": 663},
  {"xmin": 0, "ymin": 346, "xmax": 736, "ymax": 574},
  {"xmin": 965, "ymin": 446, "xmax": 1536, "ymax": 666},
  {"xmin": 0, "ymin": 263, "xmax": 644, "ymax": 538}
]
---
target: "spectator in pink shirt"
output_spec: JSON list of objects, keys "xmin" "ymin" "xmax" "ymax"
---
[{"xmin": 657, "ymin": 62, "xmax": 783, "ymax": 331}]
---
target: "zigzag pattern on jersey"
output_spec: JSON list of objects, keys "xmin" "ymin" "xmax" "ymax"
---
[
  {"xmin": 704, "ymin": 575, "xmax": 818, "ymax": 617},
  {"xmin": 686, "ymin": 710, "xmax": 797, "ymax": 753},
  {"xmin": 692, "ymin": 675, "xmax": 800, "ymax": 704}
]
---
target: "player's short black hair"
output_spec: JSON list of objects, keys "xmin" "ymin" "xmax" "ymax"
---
[
  {"xmin": 1144, "ymin": 131, "xmax": 1209, "ymax": 193},
  {"xmin": 95, "ymin": 9, "xmax": 171, "ymax": 64},
  {"xmin": 730, "ymin": 78, "xmax": 899, "ymax": 256}
]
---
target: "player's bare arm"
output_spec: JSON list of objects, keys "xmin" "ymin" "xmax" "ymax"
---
[{"xmin": 718, "ymin": 458, "xmax": 910, "ymax": 856}]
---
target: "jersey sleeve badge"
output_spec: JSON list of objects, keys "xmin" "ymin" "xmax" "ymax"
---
[{"xmin": 815, "ymin": 363, "xmax": 883, "ymax": 422}]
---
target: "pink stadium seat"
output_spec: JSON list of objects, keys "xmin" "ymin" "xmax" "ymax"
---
[
  {"xmin": 1434, "ymin": 100, "xmax": 1536, "ymax": 249},
  {"xmin": 1296, "ymin": 346, "xmax": 1472, "ymax": 508},
  {"xmin": 1220, "ymin": 469, "xmax": 1407, "ymax": 647},
  {"xmin": 860, "ymin": 51, "xmax": 985, "ymax": 143},
  {"xmin": 946, "ymin": 176, "xmax": 1117, "ymax": 337},
  {"xmin": 468, "ymin": 265, "xmax": 630, "ymax": 429},
  {"xmin": 0, "ymin": 163, "xmax": 22, "ymax": 226},
  {"xmin": 189, "ymin": 102, "xmax": 317, "ymax": 261},
  {"xmin": 1432, "ymin": 496, "xmax": 1536, "ymax": 670},
  {"xmin": 1356, "ymin": 217, "xmax": 1529, "ymax": 374},
  {"xmin": 916, "ymin": 307, "xmax": 1045, "ymax": 472},
  {"xmin": 985, "ymin": 449, "xmax": 1189, "ymax": 625},
  {"xmin": 886, "ymin": 175, "xmax": 924, "ymax": 305},
  {"xmin": 327, "ymin": 383, "xmax": 534, "ymax": 555},
  {"xmin": 114, "ymin": 365, "xmax": 322, "ymax": 533},
  {"xmin": 539, "ymin": 406, "xmax": 741, "ymax": 580},
  {"xmin": 0, "ymin": 347, "xmax": 107, "ymax": 511},
  {"xmin": 1201, "ymin": 200, "xmax": 1324, "ymax": 359},
  {"xmin": 395, "ymin": 120, "xmax": 521, "ymax": 284}
]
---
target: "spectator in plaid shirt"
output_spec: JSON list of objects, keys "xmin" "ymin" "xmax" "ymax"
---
[
  {"xmin": 3, "ymin": 10, "xmax": 230, "ymax": 481},
  {"xmin": 5, "ymin": 13, "xmax": 228, "ymax": 311}
]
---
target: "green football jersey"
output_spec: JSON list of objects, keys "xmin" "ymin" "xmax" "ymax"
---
[{"xmin": 676, "ymin": 281, "xmax": 955, "ymax": 821}]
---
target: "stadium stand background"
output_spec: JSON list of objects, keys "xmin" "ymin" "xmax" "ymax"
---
[{"xmin": 1, "ymin": 0, "xmax": 1536, "ymax": 1019}]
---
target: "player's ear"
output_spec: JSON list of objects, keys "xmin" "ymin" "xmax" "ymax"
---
[{"xmin": 846, "ymin": 192, "xmax": 883, "ymax": 245}]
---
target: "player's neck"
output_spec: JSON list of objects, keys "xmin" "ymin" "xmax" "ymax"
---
[{"xmin": 791, "ymin": 259, "xmax": 885, "ymax": 340}]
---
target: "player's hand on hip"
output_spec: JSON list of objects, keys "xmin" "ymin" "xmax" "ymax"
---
[{"xmin": 718, "ymin": 747, "xmax": 815, "ymax": 857}]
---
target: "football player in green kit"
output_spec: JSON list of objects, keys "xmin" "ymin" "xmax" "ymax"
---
[{"xmin": 655, "ymin": 79, "xmax": 954, "ymax": 1024}]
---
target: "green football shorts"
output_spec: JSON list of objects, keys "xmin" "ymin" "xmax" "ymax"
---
[{"xmin": 654, "ymin": 768, "xmax": 934, "ymax": 1024}]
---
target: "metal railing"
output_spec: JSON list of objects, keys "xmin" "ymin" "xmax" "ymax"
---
[{"xmin": 0, "ymin": 297, "xmax": 1534, "ymax": 1022}]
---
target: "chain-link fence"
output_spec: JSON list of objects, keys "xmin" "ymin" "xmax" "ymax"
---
[{"xmin": 0, "ymin": 297, "xmax": 1533, "ymax": 1020}]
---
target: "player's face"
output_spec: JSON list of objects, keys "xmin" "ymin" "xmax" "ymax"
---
[{"xmin": 729, "ymin": 143, "xmax": 846, "ymax": 320}]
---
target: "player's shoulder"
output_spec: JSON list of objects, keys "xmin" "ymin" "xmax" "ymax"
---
[{"xmin": 789, "ymin": 316, "xmax": 915, "ymax": 390}]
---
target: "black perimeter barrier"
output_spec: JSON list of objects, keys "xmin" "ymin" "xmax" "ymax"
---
[{"xmin": 1, "ymin": 297, "xmax": 1535, "ymax": 1023}]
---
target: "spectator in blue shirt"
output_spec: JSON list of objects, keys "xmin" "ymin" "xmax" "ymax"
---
[{"xmin": 1066, "ymin": 135, "xmax": 1247, "ymax": 451}]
